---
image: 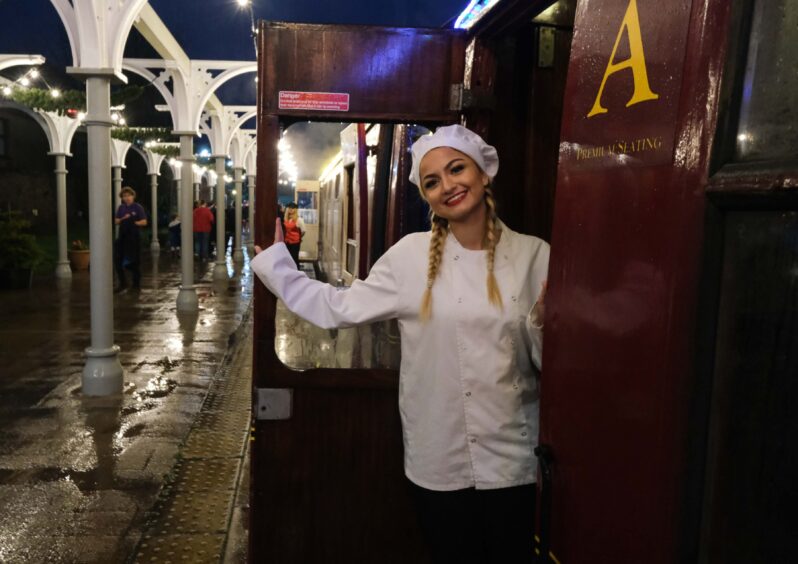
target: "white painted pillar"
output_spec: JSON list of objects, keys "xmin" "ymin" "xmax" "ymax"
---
[
  {"xmin": 149, "ymin": 173, "xmax": 160, "ymax": 253},
  {"xmin": 176, "ymin": 135, "xmax": 198, "ymax": 312},
  {"xmin": 53, "ymin": 153, "xmax": 72, "ymax": 278},
  {"xmin": 193, "ymin": 183, "xmax": 200, "ymax": 203},
  {"xmin": 232, "ymin": 167, "xmax": 244, "ymax": 262},
  {"xmin": 213, "ymin": 156, "xmax": 227, "ymax": 280},
  {"xmin": 112, "ymin": 165, "xmax": 122, "ymax": 237},
  {"xmin": 174, "ymin": 179, "xmax": 181, "ymax": 215},
  {"xmin": 82, "ymin": 75, "xmax": 123, "ymax": 396},
  {"xmin": 247, "ymin": 174, "xmax": 256, "ymax": 254}
]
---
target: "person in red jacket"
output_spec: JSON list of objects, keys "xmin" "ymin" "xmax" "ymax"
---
[
  {"xmin": 283, "ymin": 202, "xmax": 305, "ymax": 268},
  {"xmin": 193, "ymin": 200, "xmax": 214, "ymax": 260}
]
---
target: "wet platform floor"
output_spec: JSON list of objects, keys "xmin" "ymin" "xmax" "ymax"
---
[{"xmin": 0, "ymin": 252, "xmax": 253, "ymax": 563}]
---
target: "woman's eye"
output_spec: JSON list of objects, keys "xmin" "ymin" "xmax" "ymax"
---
[
  {"xmin": 451, "ymin": 164, "xmax": 464, "ymax": 174},
  {"xmin": 424, "ymin": 179, "xmax": 438, "ymax": 190}
]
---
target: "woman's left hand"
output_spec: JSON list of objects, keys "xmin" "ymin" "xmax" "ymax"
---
[{"xmin": 532, "ymin": 280, "xmax": 547, "ymax": 322}]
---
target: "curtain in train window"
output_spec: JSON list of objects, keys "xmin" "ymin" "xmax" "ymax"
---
[{"xmin": 735, "ymin": 0, "xmax": 798, "ymax": 162}]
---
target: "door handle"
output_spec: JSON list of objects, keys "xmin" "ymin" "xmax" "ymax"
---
[{"xmin": 534, "ymin": 444, "xmax": 554, "ymax": 563}]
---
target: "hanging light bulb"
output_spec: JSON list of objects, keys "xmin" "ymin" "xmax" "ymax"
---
[
  {"xmin": 118, "ymin": 117, "xmax": 126, "ymax": 125},
  {"xmin": 236, "ymin": 0, "xmax": 249, "ymax": 6},
  {"xmin": 2, "ymin": 86, "xmax": 12, "ymax": 96},
  {"xmin": 29, "ymin": 69, "xmax": 40, "ymax": 79},
  {"xmin": 19, "ymin": 77, "xmax": 30, "ymax": 87},
  {"xmin": 50, "ymin": 89, "xmax": 61, "ymax": 98}
]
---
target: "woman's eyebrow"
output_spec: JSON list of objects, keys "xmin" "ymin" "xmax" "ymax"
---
[{"xmin": 422, "ymin": 158, "xmax": 466, "ymax": 182}]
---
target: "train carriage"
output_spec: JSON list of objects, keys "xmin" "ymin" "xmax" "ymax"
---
[{"xmin": 251, "ymin": 0, "xmax": 797, "ymax": 562}]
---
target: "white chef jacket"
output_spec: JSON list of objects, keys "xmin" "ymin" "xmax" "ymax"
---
[{"xmin": 251, "ymin": 221, "xmax": 549, "ymax": 491}]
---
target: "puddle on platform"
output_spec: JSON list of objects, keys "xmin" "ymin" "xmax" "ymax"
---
[{"xmin": 132, "ymin": 375, "xmax": 177, "ymax": 402}]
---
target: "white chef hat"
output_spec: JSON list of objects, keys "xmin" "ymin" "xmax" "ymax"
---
[{"xmin": 409, "ymin": 124, "xmax": 499, "ymax": 186}]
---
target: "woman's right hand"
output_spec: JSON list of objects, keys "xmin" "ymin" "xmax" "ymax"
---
[{"xmin": 254, "ymin": 218, "xmax": 285, "ymax": 256}]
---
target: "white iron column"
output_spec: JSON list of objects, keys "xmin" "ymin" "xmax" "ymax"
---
[
  {"xmin": 213, "ymin": 156, "xmax": 227, "ymax": 279},
  {"xmin": 83, "ymin": 76, "xmax": 123, "ymax": 395},
  {"xmin": 194, "ymin": 182, "xmax": 200, "ymax": 202},
  {"xmin": 176, "ymin": 135, "xmax": 198, "ymax": 311},
  {"xmin": 247, "ymin": 173, "xmax": 256, "ymax": 254},
  {"xmin": 232, "ymin": 167, "xmax": 244, "ymax": 262},
  {"xmin": 149, "ymin": 173, "xmax": 160, "ymax": 252},
  {"xmin": 54, "ymin": 153, "xmax": 71, "ymax": 278}
]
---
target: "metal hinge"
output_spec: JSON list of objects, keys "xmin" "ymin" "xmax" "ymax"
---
[
  {"xmin": 450, "ymin": 83, "xmax": 466, "ymax": 111},
  {"xmin": 450, "ymin": 83, "xmax": 494, "ymax": 111},
  {"xmin": 255, "ymin": 388, "xmax": 293, "ymax": 420}
]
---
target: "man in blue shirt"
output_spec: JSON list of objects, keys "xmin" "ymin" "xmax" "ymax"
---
[{"xmin": 114, "ymin": 187, "xmax": 148, "ymax": 291}]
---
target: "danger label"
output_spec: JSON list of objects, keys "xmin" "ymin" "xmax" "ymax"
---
[{"xmin": 278, "ymin": 91, "xmax": 350, "ymax": 112}]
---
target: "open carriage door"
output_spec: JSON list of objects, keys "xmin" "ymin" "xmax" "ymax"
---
[
  {"xmin": 252, "ymin": 22, "xmax": 465, "ymax": 563},
  {"xmin": 538, "ymin": 0, "xmax": 773, "ymax": 562}
]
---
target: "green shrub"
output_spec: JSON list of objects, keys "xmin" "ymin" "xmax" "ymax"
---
[{"xmin": 0, "ymin": 211, "xmax": 45, "ymax": 270}]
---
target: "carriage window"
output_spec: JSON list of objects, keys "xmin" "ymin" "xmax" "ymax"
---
[
  {"xmin": 275, "ymin": 121, "xmax": 404, "ymax": 370},
  {"xmin": 734, "ymin": 0, "xmax": 798, "ymax": 162}
]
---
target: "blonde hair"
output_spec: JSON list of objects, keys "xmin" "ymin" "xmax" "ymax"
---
[
  {"xmin": 285, "ymin": 207, "xmax": 298, "ymax": 221},
  {"xmin": 418, "ymin": 184, "xmax": 503, "ymax": 321}
]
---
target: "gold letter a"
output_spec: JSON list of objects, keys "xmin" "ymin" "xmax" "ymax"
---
[{"xmin": 587, "ymin": 0, "xmax": 659, "ymax": 118}]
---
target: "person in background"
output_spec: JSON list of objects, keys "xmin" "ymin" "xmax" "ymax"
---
[
  {"xmin": 283, "ymin": 202, "xmax": 305, "ymax": 268},
  {"xmin": 192, "ymin": 200, "xmax": 214, "ymax": 260},
  {"xmin": 114, "ymin": 187, "xmax": 148, "ymax": 292}
]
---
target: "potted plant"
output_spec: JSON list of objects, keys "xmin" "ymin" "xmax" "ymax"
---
[
  {"xmin": 0, "ymin": 211, "xmax": 45, "ymax": 289},
  {"xmin": 68, "ymin": 239, "xmax": 91, "ymax": 270}
]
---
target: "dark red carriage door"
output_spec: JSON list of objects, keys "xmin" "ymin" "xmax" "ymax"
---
[
  {"xmin": 540, "ymin": 0, "xmax": 733, "ymax": 562},
  {"xmin": 252, "ymin": 22, "xmax": 465, "ymax": 564}
]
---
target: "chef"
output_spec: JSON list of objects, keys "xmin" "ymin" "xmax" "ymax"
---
[{"xmin": 253, "ymin": 125, "xmax": 549, "ymax": 563}]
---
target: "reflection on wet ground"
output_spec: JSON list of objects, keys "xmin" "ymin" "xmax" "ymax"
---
[
  {"xmin": 0, "ymin": 251, "xmax": 253, "ymax": 563},
  {"xmin": 274, "ymin": 265, "xmax": 402, "ymax": 370}
]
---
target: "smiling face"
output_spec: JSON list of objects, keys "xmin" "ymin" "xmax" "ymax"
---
[{"xmin": 418, "ymin": 147, "xmax": 490, "ymax": 225}]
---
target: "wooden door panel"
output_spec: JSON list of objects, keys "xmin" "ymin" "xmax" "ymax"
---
[
  {"xmin": 261, "ymin": 22, "xmax": 466, "ymax": 122},
  {"xmin": 541, "ymin": 0, "xmax": 732, "ymax": 561},
  {"xmin": 252, "ymin": 22, "xmax": 466, "ymax": 563}
]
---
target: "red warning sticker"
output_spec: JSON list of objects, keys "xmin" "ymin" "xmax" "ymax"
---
[{"xmin": 278, "ymin": 91, "xmax": 350, "ymax": 112}]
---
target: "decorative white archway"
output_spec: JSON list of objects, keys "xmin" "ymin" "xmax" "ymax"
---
[
  {"xmin": 0, "ymin": 100, "xmax": 83, "ymax": 279},
  {"xmin": 199, "ymin": 105, "xmax": 256, "ymax": 278},
  {"xmin": 131, "ymin": 146, "xmax": 167, "ymax": 253},
  {"xmin": 0, "ymin": 54, "xmax": 45, "ymax": 73},
  {"xmin": 49, "ymin": 0, "xmax": 150, "ymax": 396},
  {"xmin": 121, "ymin": 58, "xmax": 256, "ymax": 310}
]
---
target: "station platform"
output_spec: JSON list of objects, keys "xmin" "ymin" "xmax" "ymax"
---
[{"xmin": 0, "ymin": 253, "xmax": 253, "ymax": 563}]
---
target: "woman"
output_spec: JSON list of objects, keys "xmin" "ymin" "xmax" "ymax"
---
[
  {"xmin": 253, "ymin": 125, "xmax": 548, "ymax": 563},
  {"xmin": 282, "ymin": 202, "xmax": 305, "ymax": 268}
]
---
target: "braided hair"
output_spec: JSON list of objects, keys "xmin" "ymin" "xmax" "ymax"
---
[{"xmin": 418, "ymin": 185, "xmax": 503, "ymax": 321}]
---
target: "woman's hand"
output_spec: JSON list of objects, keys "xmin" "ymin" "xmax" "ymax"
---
[
  {"xmin": 532, "ymin": 280, "xmax": 547, "ymax": 324},
  {"xmin": 254, "ymin": 218, "xmax": 285, "ymax": 256}
]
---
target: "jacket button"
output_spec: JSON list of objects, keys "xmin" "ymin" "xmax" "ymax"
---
[
  {"xmin": 521, "ymin": 431, "xmax": 527, "ymax": 437},
  {"xmin": 470, "ymin": 438, "xmax": 477, "ymax": 444},
  {"xmin": 465, "ymin": 391, "xmax": 471, "ymax": 397},
  {"xmin": 457, "ymin": 298, "xmax": 462, "ymax": 303},
  {"xmin": 454, "ymin": 255, "xmax": 460, "ymax": 261}
]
